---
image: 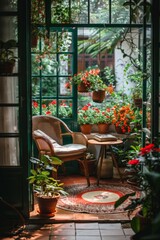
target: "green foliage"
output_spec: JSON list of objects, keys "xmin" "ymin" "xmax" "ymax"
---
[
  {"xmin": 28, "ymin": 155, "xmax": 68, "ymax": 197},
  {"xmin": 78, "ymin": 104, "xmax": 96, "ymax": 125},
  {"xmin": 123, "ymin": 0, "xmax": 151, "ymax": 23},
  {"xmin": 0, "ymin": 39, "xmax": 17, "ymax": 63}
]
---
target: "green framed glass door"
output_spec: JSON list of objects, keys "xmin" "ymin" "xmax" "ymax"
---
[{"xmin": 31, "ymin": 27, "xmax": 78, "ymax": 129}]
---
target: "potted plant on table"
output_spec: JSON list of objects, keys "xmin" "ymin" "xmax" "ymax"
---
[
  {"xmin": 28, "ymin": 155, "xmax": 68, "ymax": 217},
  {"xmin": 94, "ymin": 107, "xmax": 114, "ymax": 134},
  {"xmin": 112, "ymin": 104, "xmax": 135, "ymax": 134},
  {"xmin": 114, "ymin": 143, "xmax": 160, "ymax": 239},
  {"xmin": 78, "ymin": 103, "xmax": 96, "ymax": 134},
  {"xmin": 0, "ymin": 39, "xmax": 18, "ymax": 74}
]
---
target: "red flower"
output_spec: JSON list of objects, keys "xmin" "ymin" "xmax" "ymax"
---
[
  {"xmin": 46, "ymin": 111, "xmax": 52, "ymax": 115},
  {"xmin": 82, "ymin": 106, "xmax": 89, "ymax": 111},
  {"xmin": 153, "ymin": 148, "xmax": 160, "ymax": 152},
  {"xmin": 140, "ymin": 144, "xmax": 154, "ymax": 155},
  {"xmin": 49, "ymin": 100, "xmax": 57, "ymax": 105},
  {"xmin": 42, "ymin": 104, "xmax": 47, "ymax": 108},
  {"xmin": 32, "ymin": 101, "xmax": 38, "ymax": 108},
  {"xmin": 128, "ymin": 159, "xmax": 140, "ymax": 165}
]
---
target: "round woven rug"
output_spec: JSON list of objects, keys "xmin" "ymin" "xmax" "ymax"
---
[{"xmin": 57, "ymin": 183, "xmax": 139, "ymax": 214}]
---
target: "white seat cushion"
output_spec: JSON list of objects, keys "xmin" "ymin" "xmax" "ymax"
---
[{"xmin": 33, "ymin": 129, "xmax": 86, "ymax": 157}]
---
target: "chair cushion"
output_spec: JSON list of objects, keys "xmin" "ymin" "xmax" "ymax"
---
[
  {"xmin": 33, "ymin": 129, "xmax": 86, "ymax": 157},
  {"xmin": 53, "ymin": 144, "xmax": 86, "ymax": 157}
]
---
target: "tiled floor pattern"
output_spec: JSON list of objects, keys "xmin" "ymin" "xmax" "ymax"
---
[{"xmin": 1, "ymin": 222, "xmax": 134, "ymax": 240}]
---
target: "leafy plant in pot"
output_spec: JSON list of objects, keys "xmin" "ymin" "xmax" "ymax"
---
[
  {"xmin": 0, "ymin": 39, "xmax": 18, "ymax": 74},
  {"xmin": 28, "ymin": 155, "xmax": 68, "ymax": 217}
]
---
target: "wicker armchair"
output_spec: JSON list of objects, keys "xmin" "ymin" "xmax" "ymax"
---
[{"xmin": 32, "ymin": 115, "xmax": 90, "ymax": 186}]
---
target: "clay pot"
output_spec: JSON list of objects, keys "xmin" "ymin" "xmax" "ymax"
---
[
  {"xmin": 36, "ymin": 193, "xmax": 60, "ymax": 217},
  {"xmin": 78, "ymin": 82, "xmax": 89, "ymax": 92},
  {"xmin": 98, "ymin": 123, "xmax": 110, "ymax": 134},
  {"xmin": 92, "ymin": 90, "xmax": 105, "ymax": 103},
  {"xmin": 80, "ymin": 124, "xmax": 92, "ymax": 134},
  {"xmin": 115, "ymin": 126, "xmax": 124, "ymax": 134}
]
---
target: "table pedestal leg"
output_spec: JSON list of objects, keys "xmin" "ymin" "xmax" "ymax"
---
[
  {"xmin": 110, "ymin": 146, "xmax": 124, "ymax": 183},
  {"xmin": 97, "ymin": 146, "xmax": 105, "ymax": 185}
]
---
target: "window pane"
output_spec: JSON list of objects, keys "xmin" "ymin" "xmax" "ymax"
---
[
  {"xmin": 59, "ymin": 77, "xmax": 72, "ymax": 96},
  {"xmin": 0, "ymin": 16, "xmax": 18, "ymax": 41},
  {"xmin": 58, "ymin": 31, "xmax": 72, "ymax": 52},
  {"xmin": 74, "ymin": 0, "xmax": 88, "ymax": 24},
  {"xmin": 58, "ymin": 99, "xmax": 72, "ymax": 118},
  {"xmin": 42, "ymin": 77, "xmax": 57, "ymax": 96},
  {"xmin": 32, "ymin": 77, "xmax": 40, "ymax": 98},
  {"xmin": 59, "ymin": 54, "xmax": 73, "ymax": 75},
  {"xmin": 31, "ymin": 0, "xmax": 45, "ymax": 25},
  {"xmin": 0, "ymin": 77, "xmax": 18, "ymax": 103},
  {"xmin": 0, "ymin": 107, "xmax": 19, "ymax": 133},
  {"xmin": 0, "ymin": 0, "xmax": 17, "ymax": 12},
  {"xmin": 111, "ymin": 0, "xmax": 129, "ymax": 24},
  {"xmin": 0, "ymin": 137, "xmax": 19, "ymax": 166},
  {"xmin": 90, "ymin": 0, "xmax": 109, "ymax": 24}
]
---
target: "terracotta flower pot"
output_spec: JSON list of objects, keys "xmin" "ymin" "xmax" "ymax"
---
[
  {"xmin": 98, "ymin": 123, "xmax": 110, "ymax": 134},
  {"xmin": 92, "ymin": 90, "xmax": 105, "ymax": 103},
  {"xmin": 80, "ymin": 124, "xmax": 92, "ymax": 134},
  {"xmin": 36, "ymin": 193, "xmax": 60, "ymax": 217},
  {"xmin": 78, "ymin": 82, "xmax": 89, "ymax": 92},
  {"xmin": 115, "ymin": 126, "xmax": 124, "ymax": 134}
]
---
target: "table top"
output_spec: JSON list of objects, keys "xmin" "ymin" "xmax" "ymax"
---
[{"xmin": 88, "ymin": 139, "xmax": 123, "ymax": 145}]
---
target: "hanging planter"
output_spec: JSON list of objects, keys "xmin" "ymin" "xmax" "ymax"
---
[
  {"xmin": 80, "ymin": 124, "xmax": 92, "ymax": 134},
  {"xmin": 78, "ymin": 82, "xmax": 89, "ymax": 92},
  {"xmin": 92, "ymin": 90, "xmax": 105, "ymax": 103},
  {"xmin": 98, "ymin": 123, "xmax": 110, "ymax": 134}
]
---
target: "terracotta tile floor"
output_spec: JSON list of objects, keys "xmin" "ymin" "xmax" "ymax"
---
[{"xmin": 2, "ymin": 222, "xmax": 134, "ymax": 240}]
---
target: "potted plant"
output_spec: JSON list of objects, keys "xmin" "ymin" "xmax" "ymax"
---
[
  {"xmin": 114, "ymin": 143, "xmax": 160, "ymax": 239},
  {"xmin": 0, "ymin": 39, "xmax": 18, "ymax": 74},
  {"xmin": 71, "ymin": 66, "xmax": 107, "ymax": 97},
  {"xmin": 77, "ymin": 103, "xmax": 96, "ymax": 134},
  {"xmin": 112, "ymin": 104, "xmax": 135, "ymax": 134},
  {"xmin": 28, "ymin": 155, "xmax": 68, "ymax": 217},
  {"xmin": 94, "ymin": 107, "xmax": 113, "ymax": 134}
]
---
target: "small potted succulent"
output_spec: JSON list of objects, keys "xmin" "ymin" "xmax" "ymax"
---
[
  {"xmin": 0, "ymin": 39, "xmax": 18, "ymax": 74},
  {"xmin": 28, "ymin": 155, "xmax": 68, "ymax": 217}
]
